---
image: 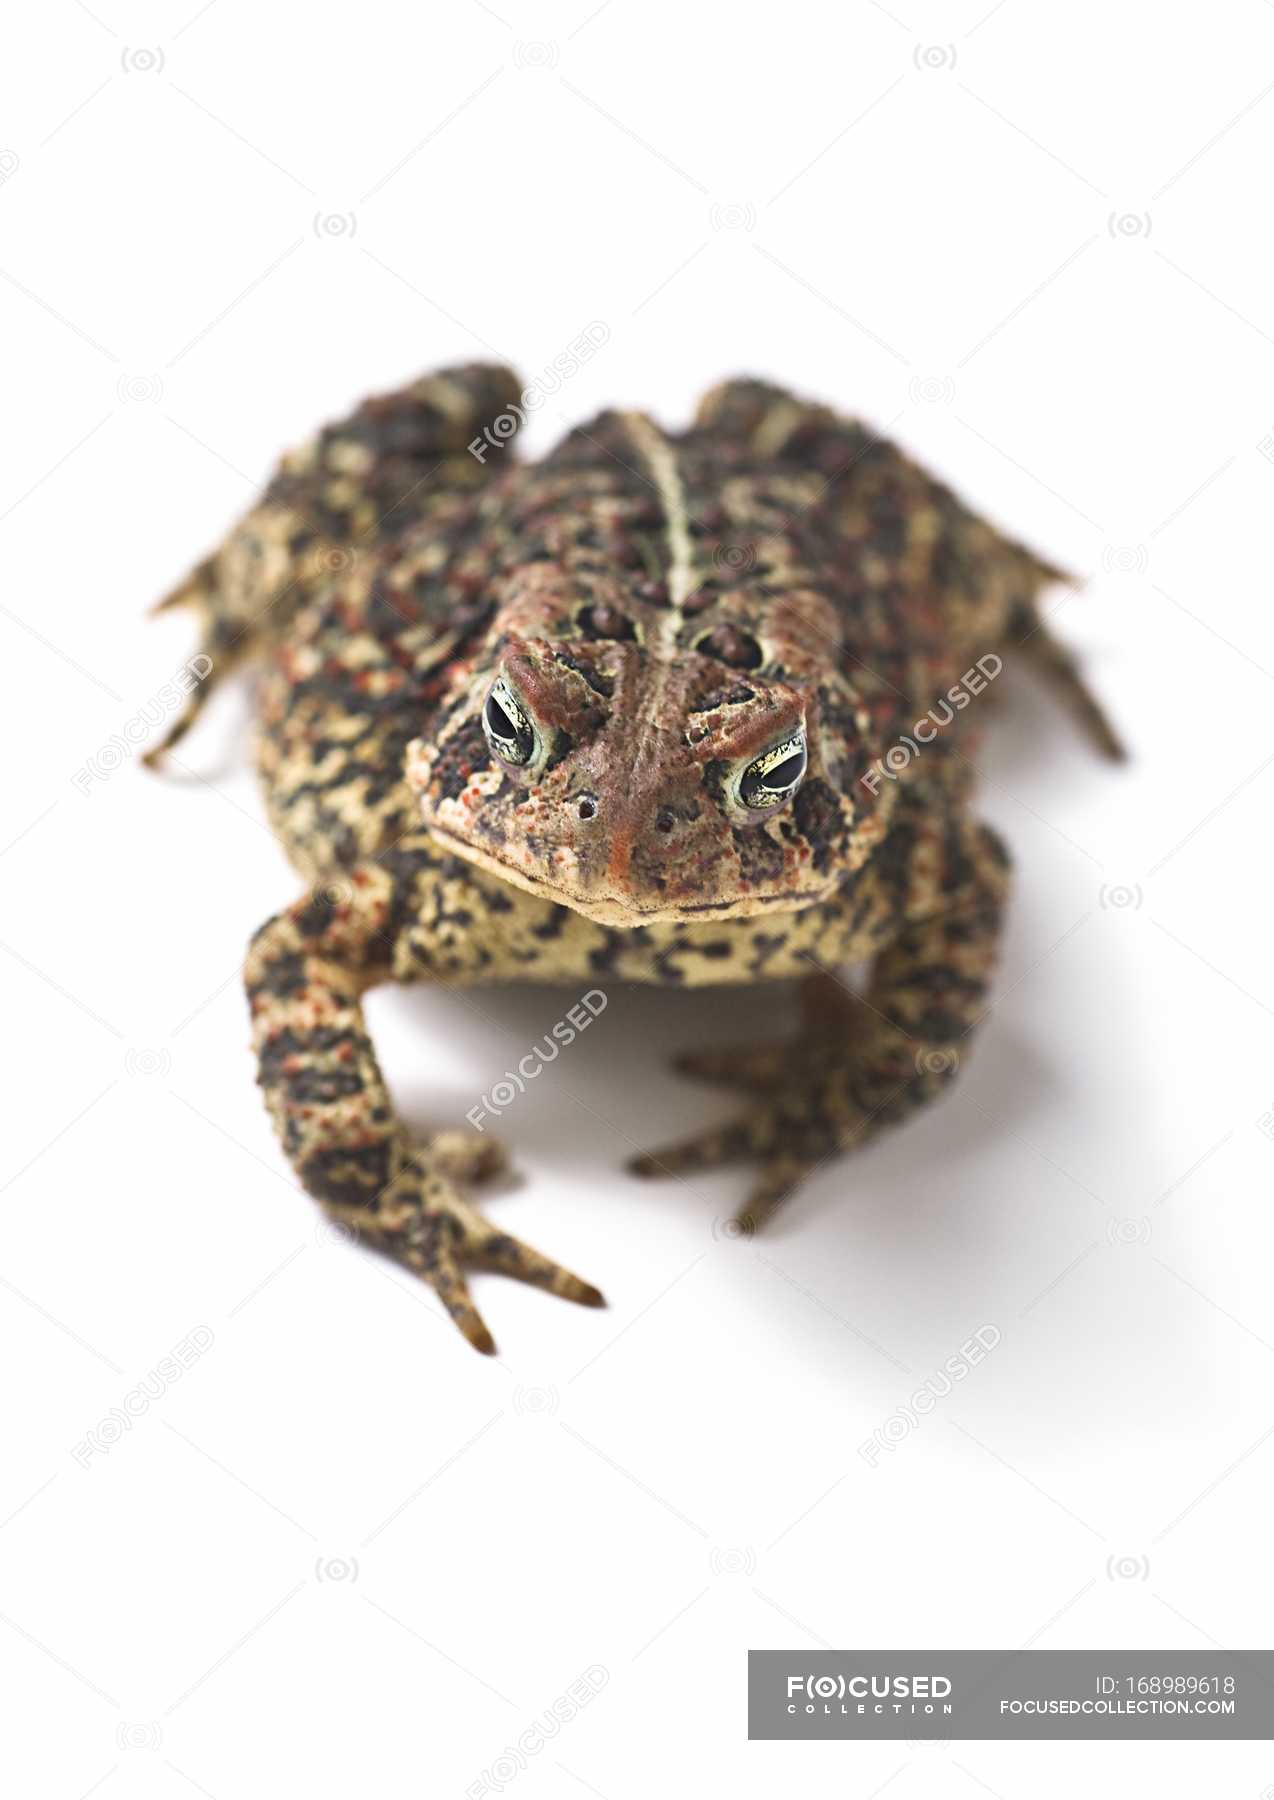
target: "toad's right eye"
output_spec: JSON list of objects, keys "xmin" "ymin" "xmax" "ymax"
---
[
  {"xmin": 482, "ymin": 675, "xmax": 539, "ymax": 769},
  {"xmin": 735, "ymin": 729, "xmax": 808, "ymax": 814}
]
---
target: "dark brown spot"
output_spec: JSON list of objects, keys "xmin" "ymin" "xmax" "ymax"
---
[
  {"xmin": 578, "ymin": 603, "xmax": 634, "ymax": 641},
  {"xmin": 681, "ymin": 582, "xmax": 721, "ymax": 614},
  {"xmin": 696, "ymin": 625, "xmax": 763, "ymax": 669}
]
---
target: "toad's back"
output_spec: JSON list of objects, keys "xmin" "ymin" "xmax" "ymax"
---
[{"xmin": 237, "ymin": 377, "xmax": 1073, "ymax": 895}]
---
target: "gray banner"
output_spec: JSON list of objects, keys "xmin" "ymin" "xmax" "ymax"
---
[{"xmin": 748, "ymin": 1650, "xmax": 1274, "ymax": 1739}]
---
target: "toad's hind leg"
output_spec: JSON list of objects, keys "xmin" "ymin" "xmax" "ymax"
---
[
  {"xmin": 144, "ymin": 362, "xmax": 523, "ymax": 767},
  {"xmin": 245, "ymin": 862, "xmax": 604, "ymax": 1353}
]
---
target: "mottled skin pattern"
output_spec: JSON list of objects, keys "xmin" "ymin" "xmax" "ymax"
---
[{"xmin": 148, "ymin": 365, "xmax": 1121, "ymax": 1353}]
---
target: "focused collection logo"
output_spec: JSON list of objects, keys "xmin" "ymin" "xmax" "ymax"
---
[{"xmin": 785, "ymin": 1672, "xmax": 954, "ymax": 1717}]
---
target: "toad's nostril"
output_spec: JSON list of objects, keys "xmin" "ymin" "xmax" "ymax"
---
[{"xmin": 655, "ymin": 808, "xmax": 675, "ymax": 833}]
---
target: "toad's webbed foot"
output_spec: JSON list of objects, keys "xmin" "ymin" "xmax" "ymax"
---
[
  {"xmin": 633, "ymin": 980, "xmax": 873, "ymax": 1227},
  {"xmin": 631, "ymin": 821, "xmax": 1009, "ymax": 1230},
  {"xmin": 630, "ymin": 1045, "xmax": 872, "ymax": 1233},
  {"xmin": 631, "ymin": 1004, "xmax": 957, "ymax": 1230},
  {"xmin": 334, "ymin": 1147, "xmax": 604, "ymax": 1355}
]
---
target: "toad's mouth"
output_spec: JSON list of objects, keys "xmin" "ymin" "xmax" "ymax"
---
[{"xmin": 425, "ymin": 824, "xmax": 824, "ymax": 927}]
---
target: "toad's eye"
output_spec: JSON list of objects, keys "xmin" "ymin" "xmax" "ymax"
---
[
  {"xmin": 482, "ymin": 675, "xmax": 540, "ymax": 770},
  {"xmin": 736, "ymin": 730, "xmax": 808, "ymax": 812}
]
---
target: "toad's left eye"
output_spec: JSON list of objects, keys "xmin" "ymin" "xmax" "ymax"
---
[
  {"xmin": 481, "ymin": 674, "xmax": 540, "ymax": 769},
  {"xmin": 737, "ymin": 730, "xmax": 808, "ymax": 811}
]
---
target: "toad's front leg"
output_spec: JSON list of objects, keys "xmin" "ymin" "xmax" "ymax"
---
[
  {"xmin": 631, "ymin": 819, "xmax": 1010, "ymax": 1229},
  {"xmin": 244, "ymin": 868, "xmax": 603, "ymax": 1353}
]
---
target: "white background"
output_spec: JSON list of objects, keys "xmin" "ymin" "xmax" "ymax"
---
[{"xmin": 3, "ymin": 1, "xmax": 1273, "ymax": 1793}]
